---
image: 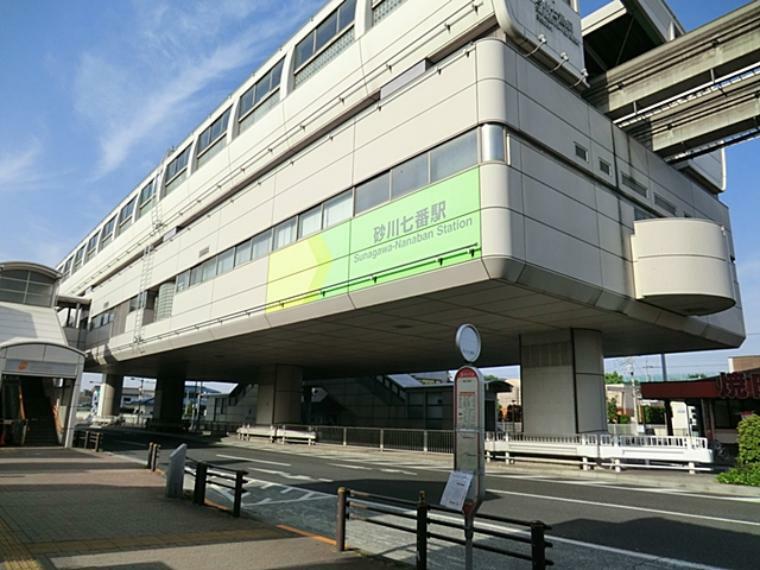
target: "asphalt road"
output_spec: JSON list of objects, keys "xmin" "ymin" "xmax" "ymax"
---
[{"xmin": 99, "ymin": 429, "xmax": 760, "ymax": 569}]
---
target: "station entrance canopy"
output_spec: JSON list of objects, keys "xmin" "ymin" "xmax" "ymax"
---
[{"xmin": 0, "ymin": 262, "xmax": 85, "ymax": 447}]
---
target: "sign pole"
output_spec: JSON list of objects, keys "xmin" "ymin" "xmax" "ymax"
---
[{"xmin": 440, "ymin": 324, "xmax": 484, "ymax": 570}]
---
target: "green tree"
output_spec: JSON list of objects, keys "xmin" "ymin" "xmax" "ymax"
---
[
  {"xmin": 642, "ymin": 405, "xmax": 666, "ymax": 424},
  {"xmin": 604, "ymin": 371, "xmax": 624, "ymax": 384},
  {"xmin": 607, "ymin": 399, "xmax": 618, "ymax": 423}
]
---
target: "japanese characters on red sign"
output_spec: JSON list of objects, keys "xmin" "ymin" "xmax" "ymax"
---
[{"xmin": 716, "ymin": 373, "xmax": 760, "ymax": 399}]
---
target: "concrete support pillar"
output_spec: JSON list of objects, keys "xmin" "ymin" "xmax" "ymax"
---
[
  {"xmin": 97, "ymin": 374, "xmax": 123, "ymax": 417},
  {"xmin": 63, "ymin": 377, "xmax": 82, "ymax": 448},
  {"xmin": 664, "ymin": 400, "xmax": 674, "ymax": 436},
  {"xmin": 520, "ymin": 329, "xmax": 607, "ymax": 436},
  {"xmin": 153, "ymin": 376, "xmax": 185, "ymax": 429},
  {"xmin": 256, "ymin": 365, "xmax": 302, "ymax": 426}
]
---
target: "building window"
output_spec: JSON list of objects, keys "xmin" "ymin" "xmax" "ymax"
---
[
  {"xmin": 481, "ymin": 124, "xmax": 505, "ymax": 162},
  {"xmin": 163, "ymin": 146, "xmax": 192, "ymax": 196},
  {"xmin": 196, "ymin": 108, "xmax": 231, "ymax": 168},
  {"xmin": 73, "ymin": 246, "xmax": 85, "ymax": 272},
  {"xmin": 200, "ymin": 257, "xmax": 217, "ymax": 283},
  {"xmin": 99, "ymin": 216, "xmax": 117, "ymax": 250},
  {"xmin": 274, "ymin": 218, "xmax": 297, "ymax": 250},
  {"xmin": 234, "ymin": 239, "xmax": 253, "ymax": 267},
  {"xmin": 189, "ymin": 265, "xmax": 203, "ymax": 287},
  {"xmin": 252, "ymin": 230, "xmax": 272, "ymax": 259},
  {"xmin": 355, "ymin": 173, "xmax": 390, "ymax": 214},
  {"xmin": 391, "ymin": 154, "xmax": 428, "ymax": 199},
  {"xmin": 0, "ymin": 270, "xmax": 56, "ymax": 307},
  {"xmin": 137, "ymin": 181, "xmax": 155, "ymax": 218},
  {"xmin": 238, "ymin": 59, "xmax": 285, "ymax": 133},
  {"xmin": 654, "ymin": 194, "xmax": 677, "ymax": 215},
  {"xmin": 85, "ymin": 234, "xmax": 99, "ymax": 262},
  {"xmin": 294, "ymin": 0, "xmax": 356, "ymax": 87},
  {"xmin": 430, "ymin": 130, "xmax": 478, "ymax": 183},
  {"xmin": 117, "ymin": 197, "xmax": 136, "ymax": 234},
  {"xmin": 298, "ymin": 205, "xmax": 322, "ymax": 238},
  {"xmin": 217, "ymin": 247, "xmax": 235, "ymax": 275},
  {"xmin": 176, "ymin": 270, "xmax": 190, "ymax": 292},
  {"xmin": 574, "ymin": 143, "xmax": 588, "ymax": 162},
  {"xmin": 621, "ymin": 173, "xmax": 647, "ymax": 197},
  {"xmin": 323, "ymin": 190, "xmax": 352, "ymax": 228},
  {"xmin": 599, "ymin": 159, "xmax": 611, "ymax": 175},
  {"xmin": 634, "ymin": 207, "xmax": 653, "ymax": 221}
]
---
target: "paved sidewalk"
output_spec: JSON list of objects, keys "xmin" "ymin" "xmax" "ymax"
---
[{"xmin": 0, "ymin": 447, "xmax": 403, "ymax": 570}]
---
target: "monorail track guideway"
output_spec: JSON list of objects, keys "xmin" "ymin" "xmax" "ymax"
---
[{"xmin": 585, "ymin": 1, "xmax": 760, "ymax": 160}]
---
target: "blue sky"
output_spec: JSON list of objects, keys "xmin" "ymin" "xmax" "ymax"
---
[{"xmin": 0, "ymin": 0, "xmax": 757, "ymax": 388}]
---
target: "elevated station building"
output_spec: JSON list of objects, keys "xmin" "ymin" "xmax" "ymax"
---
[{"xmin": 53, "ymin": 0, "xmax": 746, "ymax": 437}]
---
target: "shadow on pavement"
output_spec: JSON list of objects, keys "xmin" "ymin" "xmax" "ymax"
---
[{"xmin": 550, "ymin": 516, "xmax": 760, "ymax": 570}]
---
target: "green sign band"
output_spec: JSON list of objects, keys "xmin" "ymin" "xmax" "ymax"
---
[{"xmin": 266, "ymin": 167, "xmax": 482, "ymax": 312}]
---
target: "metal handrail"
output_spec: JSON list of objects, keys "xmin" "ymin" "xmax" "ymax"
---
[
  {"xmin": 338, "ymin": 487, "xmax": 552, "ymax": 569},
  {"xmin": 183, "ymin": 456, "xmax": 247, "ymax": 517}
]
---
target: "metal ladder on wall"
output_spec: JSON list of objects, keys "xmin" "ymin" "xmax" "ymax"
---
[{"xmin": 133, "ymin": 179, "xmax": 164, "ymax": 345}]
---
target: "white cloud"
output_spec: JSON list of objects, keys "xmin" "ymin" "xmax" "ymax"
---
[
  {"xmin": 0, "ymin": 141, "xmax": 42, "ymax": 190},
  {"xmin": 74, "ymin": 0, "xmax": 323, "ymax": 177}
]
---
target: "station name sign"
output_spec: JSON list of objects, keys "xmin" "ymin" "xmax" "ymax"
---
[
  {"xmin": 717, "ymin": 373, "xmax": 760, "ymax": 400},
  {"xmin": 535, "ymin": 0, "xmax": 579, "ymax": 46}
]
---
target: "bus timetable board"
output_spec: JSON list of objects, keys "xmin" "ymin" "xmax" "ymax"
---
[{"xmin": 453, "ymin": 365, "xmax": 485, "ymax": 509}]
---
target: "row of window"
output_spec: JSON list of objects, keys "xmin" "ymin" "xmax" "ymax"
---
[
  {"xmin": 61, "ymin": 0, "xmax": 370, "ymax": 283},
  {"xmin": 173, "ymin": 127, "xmax": 483, "ymax": 296},
  {"xmin": 63, "ymin": 178, "xmax": 159, "ymax": 278},
  {"xmin": 84, "ymin": 125, "xmax": 499, "ymax": 327},
  {"xmin": 295, "ymin": 0, "xmax": 356, "ymax": 70},
  {"xmin": 0, "ymin": 270, "xmax": 56, "ymax": 308},
  {"xmin": 573, "ymin": 141, "xmax": 679, "ymax": 218}
]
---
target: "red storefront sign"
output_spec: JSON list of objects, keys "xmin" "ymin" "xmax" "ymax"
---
[{"xmin": 716, "ymin": 373, "xmax": 760, "ymax": 400}]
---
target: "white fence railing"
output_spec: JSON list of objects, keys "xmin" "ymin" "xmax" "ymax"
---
[
  {"xmin": 235, "ymin": 424, "xmax": 712, "ymax": 473},
  {"xmin": 237, "ymin": 424, "xmax": 455, "ymax": 453},
  {"xmin": 485, "ymin": 432, "xmax": 711, "ymax": 473}
]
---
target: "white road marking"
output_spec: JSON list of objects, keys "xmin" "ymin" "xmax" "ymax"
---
[
  {"xmin": 246, "ymin": 467, "xmax": 315, "ymax": 481},
  {"xmin": 489, "ymin": 489, "xmax": 760, "ymax": 528},
  {"xmin": 379, "ymin": 468, "xmax": 417, "ymax": 475},
  {"xmin": 494, "ymin": 475, "xmax": 760, "ymax": 503},
  {"xmin": 216, "ymin": 453, "xmax": 290, "ymax": 467},
  {"xmin": 330, "ymin": 463, "xmax": 372, "ymax": 470}
]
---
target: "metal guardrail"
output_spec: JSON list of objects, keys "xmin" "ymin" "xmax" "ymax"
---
[
  {"xmin": 74, "ymin": 429, "xmax": 103, "ymax": 451},
  {"xmin": 240, "ymin": 424, "xmax": 455, "ymax": 454},
  {"xmin": 146, "ymin": 442, "xmax": 160, "ymax": 471},
  {"xmin": 336, "ymin": 487, "xmax": 552, "ymax": 569},
  {"xmin": 184, "ymin": 457, "xmax": 247, "ymax": 517},
  {"xmin": 236, "ymin": 425, "xmax": 712, "ymax": 473}
]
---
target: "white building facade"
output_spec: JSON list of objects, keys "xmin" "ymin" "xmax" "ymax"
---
[{"xmin": 56, "ymin": 0, "xmax": 743, "ymax": 435}]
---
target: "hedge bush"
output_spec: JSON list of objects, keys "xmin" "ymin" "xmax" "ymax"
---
[
  {"xmin": 717, "ymin": 463, "xmax": 760, "ymax": 486},
  {"xmin": 737, "ymin": 414, "xmax": 760, "ymax": 465},
  {"xmin": 717, "ymin": 414, "xmax": 760, "ymax": 487}
]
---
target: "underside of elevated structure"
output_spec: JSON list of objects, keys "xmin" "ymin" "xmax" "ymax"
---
[{"xmin": 89, "ymin": 267, "xmax": 741, "ymax": 382}]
